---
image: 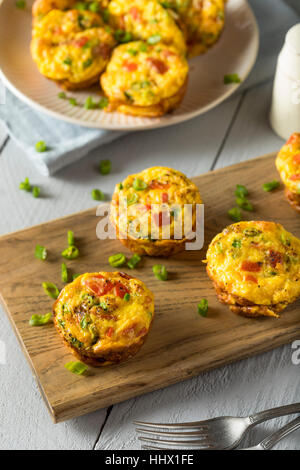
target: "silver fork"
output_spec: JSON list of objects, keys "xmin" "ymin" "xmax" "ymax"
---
[
  {"xmin": 243, "ymin": 416, "xmax": 300, "ymax": 450},
  {"xmin": 134, "ymin": 403, "xmax": 300, "ymax": 450}
]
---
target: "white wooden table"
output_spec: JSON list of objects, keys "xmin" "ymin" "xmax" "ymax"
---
[{"xmin": 0, "ymin": 79, "xmax": 299, "ymax": 450}]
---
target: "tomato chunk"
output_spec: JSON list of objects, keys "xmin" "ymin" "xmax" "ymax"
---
[
  {"xmin": 114, "ymin": 281, "xmax": 130, "ymax": 298},
  {"xmin": 106, "ymin": 327, "xmax": 114, "ymax": 338},
  {"xmin": 241, "ymin": 261, "xmax": 262, "ymax": 272},
  {"xmin": 123, "ymin": 61, "xmax": 138, "ymax": 72},
  {"xmin": 287, "ymin": 134, "xmax": 300, "ymax": 145},
  {"xmin": 162, "ymin": 192, "xmax": 169, "ymax": 203},
  {"xmin": 129, "ymin": 6, "xmax": 140, "ymax": 20},
  {"xmin": 147, "ymin": 58, "xmax": 169, "ymax": 74},
  {"xmin": 83, "ymin": 277, "xmax": 114, "ymax": 296},
  {"xmin": 73, "ymin": 36, "xmax": 90, "ymax": 47},
  {"xmin": 293, "ymin": 153, "xmax": 300, "ymax": 165},
  {"xmin": 149, "ymin": 180, "xmax": 170, "ymax": 190},
  {"xmin": 118, "ymin": 272, "xmax": 132, "ymax": 280},
  {"xmin": 153, "ymin": 211, "xmax": 170, "ymax": 227},
  {"xmin": 289, "ymin": 174, "xmax": 300, "ymax": 181},
  {"xmin": 245, "ymin": 274, "xmax": 258, "ymax": 284}
]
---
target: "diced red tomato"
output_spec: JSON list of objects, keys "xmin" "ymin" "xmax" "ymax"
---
[
  {"xmin": 129, "ymin": 6, "xmax": 140, "ymax": 20},
  {"xmin": 149, "ymin": 180, "xmax": 170, "ymax": 190},
  {"xmin": 241, "ymin": 261, "xmax": 262, "ymax": 272},
  {"xmin": 293, "ymin": 153, "xmax": 300, "ymax": 165},
  {"xmin": 162, "ymin": 192, "xmax": 169, "ymax": 203},
  {"xmin": 106, "ymin": 327, "xmax": 114, "ymax": 338},
  {"xmin": 123, "ymin": 61, "xmax": 138, "ymax": 72},
  {"xmin": 289, "ymin": 174, "xmax": 300, "ymax": 181},
  {"xmin": 153, "ymin": 211, "xmax": 170, "ymax": 227},
  {"xmin": 53, "ymin": 26, "xmax": 63, "ymax": 35},
  {"xmin": 73, "ymin": 36, "xmax": 90, "ymax": 48},
  {"xmin": 114, "ymin": 281, "xmax": 130, "ymax": 299},
  {"xmin": 245, "ymin": 274, "xmax": 258, "ymax": 284},
  {"xmin": 287, "ymin": 134, "xmax": 300, "ymax": 145},
  {"xmin": 147, "ymin": 58, "xmax": 169, "ymax": 74},
  {"xmin": 118, "ymin": 272, "xmax": 132, "ymax": 280},
  {"xmin": 83, "ymin": 276, "xmax": 114, "ymax": 296},
  {"xmin": 162, "ymin": 49, "xmax": 176, "ymax": 58},
  {"xmin": 268, "ymin": 250, "xmax": 283, "ymax": 269}
]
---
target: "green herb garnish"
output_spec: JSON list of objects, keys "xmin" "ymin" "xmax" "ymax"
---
[
  {"xmin": 68, "ymin": 230, "xmax": 75, "ymax": 246},
  {"xmin": 197, "ymin": 299, "xmax": 208, "ymax": 317},
  {"xmin": 262, "ymin": 180, "xmax": 280, "ymax": 192},
  {"xmin": 124, "ymin": 293, "xmax": 130, "ymax": 301},
  {"xmin": 99, "ymin": 159, "xmax": 111, "ymax": 175},
  {"xmin": 32, "ymin": 186, "xmax": 41, "ymax": 198},
  {"xmin": 85, "ymin": 96, "xmax": 97, "ymax": 109},
  {"xmin": 232, "ymin": 239, "xmax": 241, "ymax": 248},
  {"xmin": 236, "ymin": 198, "xmax": 253, "ymax": 211},
  {"xmin": 83, "ymin": 58, "xmax": 93, "ymax": 69},
  {"xmin": 147, "ymin": 34, "xmax": 161, "ymax": 45},
  {"xmin": 228, "ymin": 207, "xmax": 242, "ymax": 222},
  {"xmin": 63, "ymin": 57, "xmax": 72, "ymax": 65},
  {"xmin": 29, "ymin": 312, "xmax": 52, "ymax": 326},
  {"xmin": 58, "ymin": 92, "xmax": 66, "ymax": 99},
  {"xmin": 235, "ymin": 184, "xmax": 248, "ymax": 198},
  {"xmin": 114, "ymin": 30, "xmax": 132, "ymax": 43},
  {"xmin": 35, "ymin": 141, "xmax": 47, "ymax": 152},
  {"xmin": 35, "ymin": 245, "xmax": 47, "ymax": 261},
  {"xmin": 61, "ymin": 263, "xmax": 68, "ymax": 283},
  {"xmin": 42, "ymin": 282, "xmax": 60, "ymax": 299},
  {"xmin": 15, "ymin": 0, "xmax": 26, "ymax": 9},
  {"xmin": 92, "ymin": 189, "xmax": 105, "ymax": 201},
  {"xmin": 133, "ymin": 178, "xmax": 147, "ymax": 191},
  {"xmin": 98, "ymin": 97, "xmax": 109, "ymax": 109},
  {"xmin": 19, "ymin": 177, "xmax": 31, "ymax": 192},
  {"xmin": 153, "ymin": 264, "xmax": 168, "ymax": 281},
  {"xmin": 64, "ymin": 361, "xmax": 88, "ymax": 375},
  {"xmin": 69, "ymin": 98, "xmax": 78, "ymax": 106},
  {"xmin": 127, "ymin": 193, "xmax": 139, "ymax": 205},
  {"xmin": 89, "ymin": 1, "xmax": 100, "ymax": 12},
  {"xmin": 128, "ymin": 48, "xmax": 138, "ymax": 56},
  {"xmin": 128, "ymin": 254, "xmax": 142, "ymax": 269},
  {"xmin": 109, "ymin": 253, "xmax": 126, "ymax": 267},
  {"xmin": 224, "ymin": 73, "xmax": 241, "ymax": 84},
  {"xmin": 61, "ymin": 245, "xmax": 79, "ymax": 260}
]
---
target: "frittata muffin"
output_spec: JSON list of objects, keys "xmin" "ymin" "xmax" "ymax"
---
[
  {"xmin": 53, "ymin": 272, "xmax": 154, "ymax": 366},
  {"xmin": 206, "ymin": 221, "xmax": 300, "ymax": 318},
  {"xmin": 32, "ymin": 0, "xmax": 111, "ymax": 21},
  {"xmin": 111, "ymin": 166, "xmax": 202, "ymax": 256},
  {"xmin": 101, "ymin": 41, "xmax": 188, "ymax": 116},
  {"xmin": 276, "ymin": 133, "xmax": 300, "ymax": 213},
  {"xmin": 160, "ymin": 0, "xmax": 226, "ymax": 57},
  {"xmin": 31, "ymin": 9, "xmax": 115, "ymax": 90},
  {"xmin": 108, "ymin": 0, "xmax": 186, "ymax": 54}
]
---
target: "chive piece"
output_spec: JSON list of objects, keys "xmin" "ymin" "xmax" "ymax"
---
[
  {"xmin": 73, "ymin": 273, "xmax": 81, "ymax": 280},
  {"xmin": 124, "ymin": 293, "xmax": 130, "ymax": 301},
  {"xmin": 61, "ymin": 245, "xmax": 79, "ymax": 260},
  {"xmin": 133, "ymin": 178, "xmax": 147, "ymax": 191},
  {"xmin": 236, "ymin": 198, "xmax": 253, "ymax": 211},
  {"xmin": 89, "ymin": 1, "xmax": 100, "ymax": 12},
  {"xmin": 228, "ymin": 207, "xmax": 242, "ymax": 222},
  {"xmin": 69, "ymin": 98, "xmax": 77, "ymax": 106},
  {"xmin": 262, "ymin": 180, "xmax": 280, "ymax": 192},
  {"xmin": 147, "ymin": 34, "xmax": 161, "ymax": 45},
  {"xmin": 109, "ymin": 253, "xmax": 126, "ymax": 267},
  {"xmin": 15, "ymin": 0, "xmax": 26, "ymax": 8},
  {"xmin": 139, "ymin": 43, "xmax": 148, "ymax": 52},
  {"xmin": 35, "ymin": 245, "xmax": 47, "ymax": 261},
  {"xmin": 58, "ymin": 91, "xmax": 66, "ymax": 99},
  {"xmin": 63, "ymin": 57, "xmax": 72, "ymax": 65},
  {"xmin": 128, "ymin": 254, "xmax": 141, "ymax": 269},
  {"xmin": 85, "ymin": 96, "xmax": 97, "ymax": 110},
  {"xmin": 114, "ymin": 30, "xmax": 132, "ymax": 43},
  {"xmin": 99, "ymin": 159, "xmax": 111, "ymax": 175},
  {"xmin": 235, "ymin": 184, "xmax": 248, "ymax": 198},
  {"xmin": 74, "ymin": 2, "xmax": 88, "ymax": 10},
  {"xmin": 224, "ymin": 73, "xmax": 241, "ymax": 84},
  {"xmin": 153, "ymin": 264, "xmax": 168, "ymax": 281},
  {"xmin": 29, "ymin": 312, "xmax": 52, "ymax": 326},
  {"xmin": 232, "ymin": 239, "xmax": 241, "ymax": 248},
  {"xmin": 19, "ymin": 177, "xmax": 31, "ymax": 192},
  {"xmin": 98, "ymin": 97, "xmax": 109, "ymax": 109},
  {"xmin": 102, "ymin": 8, "xmax": 109, "ymax": 22},
  {"xmin": 92, "ymin": 189, "xmax": 105, "ymax": 201},
  {"xmin": 64, "ymin": 361, "xmax": 88, "ymax": 375},
  {"xmin": 118, "ymin": 183, "xmax": 123, "ymax": 190},
  {"xmin": 197, "ymin": 299, "xmax": 208, "ymax": 317},
  {"xmin": 127, "ymin": 193, "xmax": 139, "ymax": 205},
  {"xmin": 61, "ymin": 263, "xmax": 68, "ymax": 283},
  {"xmin": 128, "ymin": 48, "xmax": 138, "ymax": 56},
  {"xmin": 83, "ymin": 58, "xmax": 93, "ymax": 69},
  {"xmin": 32, "ymin": 186, "xmax": 41, "ymax": 198},
  {"xmin": 68, "ymin": 230, "xmax": 75, "ymax": 246},
  {"xmin": 35, "ymin": 141, "xmax": 47, "ymax": 152},
  {"xmin": 42, "ymin": 282, "xmax": 60, "ymax": 299}
]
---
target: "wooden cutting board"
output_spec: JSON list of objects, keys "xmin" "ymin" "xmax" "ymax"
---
[{"xmin": 1, "ymin": 152, "xmax": 300, "ymax": 423}]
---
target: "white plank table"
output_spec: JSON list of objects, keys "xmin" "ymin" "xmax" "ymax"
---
[{"xmin": 0, "ymin": 80, "xmax": 299, "ymax": 450}]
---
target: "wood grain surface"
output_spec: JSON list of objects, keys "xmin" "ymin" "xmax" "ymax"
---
[{"xmin": 0, "ymin": 152, "xmax": 299, "ymax": 424}]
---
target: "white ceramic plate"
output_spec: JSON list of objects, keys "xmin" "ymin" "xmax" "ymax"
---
[{"xmin": 0, "ymin": 0, "xmax": 259, "ymax": 131}]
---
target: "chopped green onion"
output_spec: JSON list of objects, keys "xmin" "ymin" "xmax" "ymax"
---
[
  {"xmin": 68, "ymin": 230, "xmax": 75, "ymax": 246},
  {"xmin": 228, "ymin": 207, "xmax": 242, "ymax": 222},
  {"xmin": 197, "ymin": 299, "xmax": 208, "ymax": 317},
  {"xmin": 235, "ymin": 184, "xmax": 248, "ymax": 198},
  {"xmin": 74, "ymin": 2, "xmax": 88, "ymax": 10},
  {"xmin": 128, "ymin": 48, "xmax": 138, "ymax": 56},
  {"xmin": 84, "ymin": 96, "xmax": 97, "ymax": 110},
  {"xmin": 98, "ymin": 97, "xmax": 109, "ymax": 109},
  {"xmin": 35, "ymin": 141, "xmax": 47, "ymax": 152},
  {"xmin": 124, "ymin": 293, "xmax": 130, "ymax": 302},
  {"xmin": 224, "ymin": 73, "xmax": 241, "ymax": 84},
  {"xmin": 32, "ymin": 186, "xmax": 41, "ymax": 198},
  {"xmin": 127, "ymin": 193, "xmax": 139, "ymax": 205},
  {"xmin": 73, "ymin": 273, "xmax": 81, "ymax": 280},
  {"xmin": 153, "ymin": 264, "xmax": 168, "ymax": 281},
  {"xmin": 64, "ymin": 361, "xmax": 88, "ymax": 375},
  {"xmin": 280, "ymin": 233, "xmax": 291, "ymax": 246},
  {"xmin": 42, "ymin": 282, "xmax": 60, "ymax": 299},
  {"xmin": 133, "ymin": 178, "xmax": 148, "ymax": 191},
  {"xmin": 128, "ymin": 254, "xmax": 141, "ymax": 269},
  {"xmin": 58, "ymin": 91, "xmax": 66, "ymax": 99},
  {"xmin": 118, "ymin": 183, "xmax": 123, "ymax": 190},
  {"xmin": 109, "ymin": 253, "xmax": 126, "ymax": 267},
  {"xmin": 89, "ymin": 1, "xmax": 100, "ymax": 12},
  {"xmin": 62, "ymin": 245, "xmax": 79, "ymax": 260},
  {"xmin": 262, "ymin": 180, "xmax": 280, "ymax": 192},
  {"xmin": 243, "ymin": 228, "xmax": 261, "ymax": 237},
  {"xmin": 114, "ymin": 30, "xmax": 132, "ymax": 43},
  {"xmin": 139, "ymin": 43, "xmax": 148, "ymax": 52},
  {"xmin": 15, "ymin": 0, "xmax": 26, "ymax": 8},
  {"xmin": 83, "ymin": 58, "xmax": 93, "ymax": 69},
  {"xmin": 99, "ymin": 159, "xmax": 111, "ymax": 175},
  {"xmin": 236, "ymin": 198, "xmax": 253, "ymax": 211},
  {"xmin": 19, "ymin": 177, "xmax": 31, "ymax": 192},
  {"xmin": 92, "ymin": 189, "xmax": 105, "ymax": 201},
  {"xmin": 232, "ymin": 239, "xmax": 241, "ymax": 248},
  {"xmin": 102, "ymin": 8, "xmax": 110, "ymax": 22},
  {"xmin": 69, "ymin": 98, "xmax": 77, "ymax": 106},
  {"xmin": 147, "ymin": 34, "xmax": 161, "ymax": 45},
  {"xmin": 63, "ymin": 57, "xmax": 72, "ymax": 65},
  {"xmin": 35, "ymin": 245, "xmax": 47, "ymax": 261},
  {"xmin": 29, "ymin": 312, "xmax": 52, "ymax": 326},
  {"xmin": 61, "ymin": 263, "xmax": 68, "ymax": 283}
]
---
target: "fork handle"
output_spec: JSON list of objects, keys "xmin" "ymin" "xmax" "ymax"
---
[
  {"xmin": 259, "ymin": 416, "xmax": 300, "ymax": 450},
  {"xmin": 249, "ymin": 403, "xmax": 300, "ymax": 425}
]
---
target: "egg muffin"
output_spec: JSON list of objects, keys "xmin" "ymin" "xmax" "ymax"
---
[
  {"xmin": 276, "ymin": 133, "xmax": 300, "ymax": 213},
  {"xmin": 206, "ymin": 221, "xmax": 300, "ymax": 318},
  {"xmin": 110, "ymin": 166, "xmax": 202, "ymax": 256},
  {"xmin": 108, "ymin": 0, "xmax": 186, "ymax": 54},
  {"xmin": 101, "ymin": 41, "xmax": 188, "ymax": 116},
  {"xmin": 32, "ymin": 0, "xmax": 111, "ymax": 22},
  {"xmin": 31, "ymin": 9, "xmax": 115, "ymax": 90},
  {"xmin": 53, "ymin": 272, "xmax": 154, "ymax": 366}
]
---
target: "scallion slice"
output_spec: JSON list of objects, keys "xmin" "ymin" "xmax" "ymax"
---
[
  {"xmin": 35, "ymin": 245, "xmax": 47, "ymax": 261},
  {"xmin": 61, "ymin": 263, "xmax": 68, "ymax": 283},
  {"xmin": 109, "ymin": 253, "xmax": 126, "ymax": 267},
  {"xmin": 197, "ymin": 299, "xmax": 208, "ymax": 317},
  {"xmin": 64, "ymin": 361, "xmax": 88, "ymax": 375},
  {"xmin": 61, "ymin": 245, "xmax": 79, "ymax": 260},
  {"xmin": 99, "ymin": 159, "xmax": 111, "ymax": 175},
  {"xmin": 152, "ymin": 264, "xmax": 168, "ymax": 281},
  {"xmin": 42, "ymin": 282, "xmax": 59, "ymax": 299},
  {"xmin": 29, "ymin": 312, "xmax": 52, "ymax": 326},
  {"xmin": 262, "ymin": 180, "xmax": 280, "ymax": 192},
  {"xmin": 127, "ymin": 254, "xmax": 141, "ymax": 269}
]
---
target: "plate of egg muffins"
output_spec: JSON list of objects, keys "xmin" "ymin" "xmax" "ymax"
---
[{"xmin": 0, "ymin": 0, "xmax": 259, "ymax": 130}]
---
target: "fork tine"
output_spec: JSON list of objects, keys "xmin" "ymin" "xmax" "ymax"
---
[
  {"xmin": 136, "ymin": 428, "xmax": 209, "ymax": 438},
  {"xmin": 138, "ymin": 436, "xmax": 213, "ymax": 448},
  {"xmin": 142, "ymin": 444, "xmax": 172, "ymax": 450},
  {"xmin": 134, "ymin": 420, "xmax": 208, "ymax": 430}
]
